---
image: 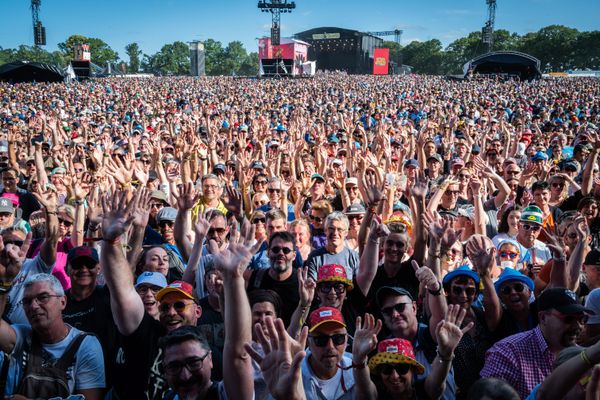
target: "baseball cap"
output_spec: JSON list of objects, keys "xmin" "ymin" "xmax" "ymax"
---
[
  {"xmin": 0, "ymin": 198, "xmax": 14, "ymax": 214},
  {"xmin": 404, "ymin": 159, "xmax": 419, "ymax": 169},
  {"xmin": 327, "ymin": 134, "xmax": 340, "ymax": 144},
  {"xmin": 457, "ymin": 205, "xmax": 475, "ymax": 221},
  {"xmin": 157, "ymin": 207, "xmax": 177, "ymax": 222},
  {"xmin": 150, "ymin": 190, "xmax": 169, "ymax": 205},
  {"xmin": 344, "ymin": 177, "xmax": 358, "ymax": 187},
  {"xmin": 67, "ymin": 246, "xmax": 99, "ymax": 264},
  {"xmin": 344, "ymin": 203, "xmax": 366, "ymax": 215},
  {"xmin": 308, "ymin": 307, "xmax": 346, "ymax": 333},
  {"xmin": 585, "ymin": 250, "xmax": 600, "ymax": 266},
  {"xmin": 331, "ymin": 159, "xmax": 343, "ymax": 166},
  {"xmin": 213, "ymin": 163, "xmax": 226, "ymax": 174},
  {"xmin": 531, "ymin": 151, "xmax": 549, "ymax": 162},
  {"xmin": 586, "ymin": 289, "xmax": 600, "ymax": 324},
  {"xmin": 135, "ymin": 271, "xmax": 168, "ymax": 289},
  {"xmin": 471, "ymin": 144, "xmax": 481, "ymax": 154},
  {"xmin": 376, "ymin": 286, "xmax": 413, "ymax": 308},
  {"xmin": 520, "ymin": 205, "xmax": 543, "ymax": 225},
  {"xmin": 538, "ymin": 287, "xmax": 595, "ymax": 315},
  {"xmin": 451, "ymin": 157, "xmax": 465, "ymax": 167},
  {"xmin": 311, "ymin": 173, "xmax": 325, "ymax": 182},
  {"xmin": 156, "ymin": 281, "xmax": 194, "ymax": 302},
  {"xmin": 427, "ymin": 154, "xmax": 443, "ymax": 164},
  {"xmin": 251, "ymin": 161, "xmax": 265, "ymax": 170}
]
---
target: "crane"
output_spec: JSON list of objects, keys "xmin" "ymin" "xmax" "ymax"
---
[
  {"xmin": 31, "ymin": 0, "xmax": 46, "ymax": 46},
  {"xmin": 482, "ymin": 0, "xmax": 496, "ymax": 53}
]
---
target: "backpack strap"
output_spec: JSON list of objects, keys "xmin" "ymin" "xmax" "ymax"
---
[
  {"xmin": 252, "ymin": 268, "xmax": 267, "ymax": 289},
  {"xmin": 55, "ymin": 333, "xmax": 89, "ymax": 370}
]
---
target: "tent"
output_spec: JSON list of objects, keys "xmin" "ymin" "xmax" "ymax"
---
[
  {"xmin": 0, "ymin": 61, "xmax": 65, "ymax": 83},
  {"xmin": 463, "ymin": 51, "xmax": 542, "ymax": 81}
]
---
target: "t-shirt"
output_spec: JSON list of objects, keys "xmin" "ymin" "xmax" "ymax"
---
[
  {"xmin": 257, "ymin": 203, "xmax": 296, "ymax": 221},
  {"xmin": 63, "ymin": 285, "xmax": 118, "ymax": 388},
  {"xmin": 366, "ymin": 259, "xmax": 420, "ymax": 310},
  {"xmin": 4, "ymin": 324, "xmax": 105, "ymax": 395},
  {"xmin": 247, "ymin": 269, "xmax": 300, "ymax": 326},
  {"xmin": 112, "ymin": 313, "xmax": 167, "ymax": 400},
  {"xmin": 305, "ymin": 247, "xmax": 360, "ymax": 282},
  {"xmin": 197, "ymin": 296, "xmax": 224, "ymax": 381},
  {"xmin": 4, "ymin": 255, "xmax": 53, "ymax": 325}
]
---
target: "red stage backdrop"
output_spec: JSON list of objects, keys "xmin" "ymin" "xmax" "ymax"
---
[{"xmin": 373, "ymin": 48, "xmax": 389, "ymax": 75}]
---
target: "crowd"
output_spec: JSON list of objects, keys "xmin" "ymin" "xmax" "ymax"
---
[{"xmin": 0, "ymin": 72, "xmax": 598, "ymax": 400}]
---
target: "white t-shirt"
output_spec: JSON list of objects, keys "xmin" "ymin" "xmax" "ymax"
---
[{"xmin": 314, "ymin": 369, "xmax": 344, "ymax": 399}]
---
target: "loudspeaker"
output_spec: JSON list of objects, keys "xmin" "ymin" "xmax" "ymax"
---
[
  {"xmin": 34, "ymin": 23, "xmax": 46, "ymax": 46},
  {"xmin": 189, "ymin": 42, "xmax": 205, "ymax": 76},
  {"xmin": 271, "ymin": 27, "xmax": 281, "ymax": 46}
]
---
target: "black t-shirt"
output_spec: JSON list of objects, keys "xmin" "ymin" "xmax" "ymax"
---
[
  {"xmin": 63, "ymin": 285, "xmax": 118, "ymax": 388},
  {"xmin": 197, "ymin": 296, "xmax": 224, "ymax": 381},
  {"xmin": 113, "ymin": 312, "xmax": 167, "ymax": 400},
  {"xmin": 0, "ymin": 189, "xmax": 40, "ymax": 221},
  {"xmin": 247, "ymin": 269, "xmax": 300, "ymax": 326},
  {"xmin": 367, "ymin": 259, "xmax": 420, "ymax": 311}
]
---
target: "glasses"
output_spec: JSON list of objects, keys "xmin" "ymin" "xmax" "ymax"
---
[
  {"xmin": 136, "ymin": 286, "xmax": 161, "ymax": 295},
  {"xmin": 499, "ymin": 251, "xmax": 519, "ymax": 259},
  {"xmin": 552, "ymin": 182, "xmax": 565, "ymax": 189},
  {"xmin": 521, "ymin": 224, "xmax": 541, "ymax": 232},
  {"xmin": 267, "ymin": 188, "xmax": 281, "ymax": 194},
  {"xmin": 309, "ymin": 215, "xmax": 324, "ymax": 223},
  {"xmin": 318, "ymin": 282, "xmax": 346, "ymax": 295},
  {"xmin": 444, "ymin": 190, "xmax": 460, "ymax": 196},
  {"xmin": 451, "ymin": 286, "xmax": 477, "ymax": 297},
  {"xmin": 566, "ymin": 233, "xmax": 578, "ymax": 239},
  {"xmin": 208, "ymin": 227, "xmax": 226, "ymax": 235},
  {"xmin": 253, "ymin": 217, "xmax": 266, "ymax": 224},
  {"xmin": 458, "ymin": 174, "xmax": 471, "ymax": 180},
  {"xmin": 309, "ymin": 333, "xmax": 346, "ymax": 347},
  {"xmin": 22, "ymin": 293, "xmax": 62, "ymax": 307},
  {"xmin": 203, "ymin": 185, "xmax": 218, "ymax": 191},
  {"xmin": 347, "ymin": 215, "xmax": 363, "ymax": 221},
  {"xmin": 381, "ymin": 303, "xmax": 412, "ymax": 317},
  {"xmin": 550, "ymin": 310, "xmax": 588, "ymax": 325},
  {"xmin": 159, "ymin": 221, "xmax": 175, "ymax": 228},
  {"xmin": 255, "ymin": 180, "xmax": 268, "ymax": 185},
  {"xmin": 141, "ymin": 160, "xmax": 152, "ymax": 165},
  {"xmin": 500, "ymin": 282, "xmax": 525, "ymax": 295},
  {"xmin": 70, "ymin": 261, "xmax": 97, "ymax": 270},
  {"xmin": 3, "ymin": 240, "xmax": 23, "ymax": 247},
  {"xmin": 149, "ymin": 203, "xmax": 164, "ymax": 209},
  {"xmin": 159, "ymin": 301, "xmax": 193, "ymax": 313},
  {"xmin": 164, "ymin": 353, "xmax": 210, "ymax": 376},
  {"xmin": 379, "ymin": 363, "xmax": 411, "ymax": 376},
  {"xmin": 270, "ymin": 246, "xmax": 293, "ymax": 255},
  {"xmin": 506, "ymin": 170, "xmax": 520, "ymax": 175},
  {"xmin": 58, "ymin": 218, "xmax": 73, "ymax": 227}
]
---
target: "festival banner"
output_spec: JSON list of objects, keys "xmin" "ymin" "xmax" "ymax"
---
[{"xmin": 373, "ymin": 48, "xmax": 389, "ymax": 75}]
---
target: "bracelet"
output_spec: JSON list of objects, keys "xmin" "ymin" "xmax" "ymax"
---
[
  {"xmin": 428, "ymin": 252, "xmax": 440, "ymax": 258},
  {"xmin": 428, "ymin": 283, "xmax": 443, "ymax": 297},
  {"xmin": 581, "ymin": 350, "xmax": 593, "ymax": 367},
  {"xmin": 436, "ymin": 348, "xmax": 455, "ymax": 363},
  {"xmin": 102, "ymin": 237, "xmax": 121, "ymax": 245},
  {"xmin": 0, "ymin": 281, "xmax": 13, "ymax": 289},
  {"xmin": 74, "ymin": 199, "xmax": 85, "ymax": 206},
  {"xmin": 46, "ymin": 210, "xmax": 57, "ymax": 215},
  {"xmin": 352, "ymin": 360, "xmax": 367, "ymax": 370}
]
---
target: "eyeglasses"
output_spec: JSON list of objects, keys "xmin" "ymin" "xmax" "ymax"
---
[
  {"xmin": 318, "ymin": 282, "xmax": 346, "ymax": 295},
  {"xmin": 309, "ymin": 333, "xmax": 346, "ymax": 347},
  {"xmin": 550, "ymin": 310, "xmax": 588, "ymax": 325},
  {"xmin": 566, "ymin": 233, "xmax": 578, "ymax": 239},
  {"xmin": 347, "ymin": 215, "xmax": 363, "ymax": 221},
  {"xmin": 22, "ymin": 293, "xmax": 62, "ymax": 307},
  {"xmin": 149, "ymin": 203, "xmax": 164, "ymax": 209},
  {"xmin": 521, "ymin": 224, "xmax": 541, "ymax": 232},
  {"xmin": 552, "ymin": 182, "xmax": 565, "ymax": 188},
  {"xmin": 70, "ymin": 261, "xmax": 97, "ymax": 270},
  {"xmin": 310, "ymin": 215, "xmax": 324, "ymax": 223},
  {"xmin": 3, "ymin": 240, "xmax": 23, "ymax": 247},
  {"xmin": 141, "ymin": 160, "xmax": 152, "ymax": 165},
  {"xmin": 253, "ymin": 217, "xmax": 266, "ymax": 224},
  {"xmin": 159, "ymin": 221, "xmax": 175, "ymax": 228},
  {"xmin": 451, "ymin": 286, "xmax": 477, "ymax": 297},
  {"xmin": 203, "ymin": 185, "xmax": 218, "ymax": 190},
  {"xmin": 159, "ymin": 301, "xmax": 193, "ymax": 313},
  {"xmin": 254, "ymin": 180, "xmax": 268, "ymax": 185},
  {"xmin": 381, "ymin": 303, "xmax": 412, "ymax": 317},
  {"xmin": 208, "ymin": 227, "xmax": 226, "ymax": 235},
  {"xmin": 164, "ymin": 353, "xmax": 210, "ymax": 376},
  {"xmin": 267, "ymin": 188, "xmax": 281, "ymax": 194},
  {"xmin": 499, "ymin": 251, "xmax": 519, "ymax": 259},
  {"xmin": 58, "ymin": 218, "xmax": 73, "ymax": 227},
  {"xmin": 500, "ymin": 282, "xmax": 525, "ymax": 295},
  {"xmin": 444, "ymin": 190, "xmax": 460, "ymax": 196},
  {"xmin": 135, "ymin": 285, "xmax": 161, "ymax": 295},
  {"xmin": 270, "ymin": 246, "xmax": 293, "ymax": 255},
  {"xmin": 458, "ymin": 174, "xmax": 471, "ymax": 180},
  {"xmin": 379, "ymin": 363, "xmax": 411, "ymax": 376}
]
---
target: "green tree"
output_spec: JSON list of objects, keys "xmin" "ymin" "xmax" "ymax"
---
[
  {"xmin": 223, "ymin": 41, "xmax": 248, "ymax": 75},
  {"xmin": 402, "ymin": 39, "xmax": 444, "ymax": 74},
  {"xmin": 58, "ymin": 35, "xmax": 119, "ymax": 67},
  {"xmin": 144, "ymin": 41, "xmax": 190, "ymax": 75},
  {"xmin": 204, "ymin": 39, "xmax": 226, "ymax": 75},
  {"xmin": 572, "ymin": 31, "xmax": 600, "ymax": 69},
  {"xmin": 381, "ymin": 40, "xmax": 403, "ymax": 67},
  {"xmin": 519, "ymin": 25, "xmax": 579, "ymax": 71},
  {"xmin": 125, "ymin": 42, "xmax": 142, "ymax": 73},
  {"xmin": 239, "ymin": 52, "xmax": 259, "ymax": 76}
]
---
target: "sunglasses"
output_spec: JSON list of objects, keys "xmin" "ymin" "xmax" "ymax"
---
[
  {"xmin": 254, "ymin": 180, "xmax": 268, "ymax": 185},
  {"xmin": 318, "ymin": 282, "xmax": 346, "ymax": 295},
  {"xmin": 505, "ymin": 170, "xmax": 520, "ymax": 175},
  {"xmin": 566, "ymin": 232, "xmax": 578, "ymax": 239},
  {"xmin": 208, "ymin": 227, "xmax": 226, "ymax": 235},
  {"xmin": 2, "ymin": 240, "xmax": 24, "ymax": 247},
  {"xmin": 347, "ymin": 215, "xmax": 363, "ymax": 221},
  {"xmin": 149, "ymin": 203, "xmax": 164, "ymax": 209},
  {"xmin": 381, "ymin": 302, "xmax": 412, "ymax": 317},
  {"xmin": 310, "ymin": 333, "xmax": 346, "ymax": 347},
  {"xmin": 310, "ymin": 215, "xmax": 324, "ymax": 223},
  {"xmin": 141, "ymin": 160, "xmax": 152, "ymax": 165},
  {"xmin": 159, "ymin": 301, "xmax": 193, "ymax": 313},
  {"xmin": 58, "ymin": 218, "xmax": 73, "ymax": 227},
  {"xmin": 500, "ymin": 282, "xmax": 526, "ymax": 295},
  {"xmin": 458, "ymin": 174, "xmax": 471, "ymax": 180},
  {"xmin": 252, "ymin": 217, "xmax": 266, "ymax": 224},
  {"xmin": 552, "ymin": 182, "xmax": 565, "ymax": 188},
  {"xmin": 71, "ymin": 261, "xmax": 97, "ymax": 270},
  {"xmin": 451, "ymin": 286, "xmax": 477, "ymax": 297},
  {"xmin": 444, "ymin": 190, "xmax": 460, "ymax": 196},
  {"xmin": 379, "ymin": 363, "xmax": 411, "ymax": 376},
  {"xmin": 267, "ymin": 188, "xmax": 281, "ymax": 194},
  {"xmin": 521, "ymin": 224, "xmax": 541, "ymax": 232},
  {"xmin": 270, "ymin": 246, "xmax": 293, "ymax": 255},
  {"xmin": 159, "ymin": 221, "xmax": 174, "ymax": 228},
  {"xmin": 550, "ymin": 310, "xmax": 588, "ymax": 325},
  {"xmin": 499, "ymin": 251, "xmax": 519, "ymax": 259}
]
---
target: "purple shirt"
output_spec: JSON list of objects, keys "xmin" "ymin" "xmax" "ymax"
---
[{"xmin": 481, "ymin": 326, "xmax": 554, "ymax": 399}]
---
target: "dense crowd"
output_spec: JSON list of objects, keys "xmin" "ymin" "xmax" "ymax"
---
[{"xmin": 0, "ymin": 73, "xmax": 598, "ymax": 400}]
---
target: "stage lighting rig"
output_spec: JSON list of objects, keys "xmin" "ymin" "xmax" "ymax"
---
[{"xmin": 258, "ymin": 0, "xmax": 296, "ymax": 46}]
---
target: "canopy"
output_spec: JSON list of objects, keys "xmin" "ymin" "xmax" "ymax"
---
[
  {"xmin": 464, "ymin": 51, "xmax": 542, "ymax": 81},
  {"xmin": 0, "ymin": 61, "xmax": 65, "ymax": 83}
]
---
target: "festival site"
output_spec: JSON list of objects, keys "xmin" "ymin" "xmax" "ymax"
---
[{"xmin": 0, "ymin": 0, "xmax": 599, "ymax": 399}]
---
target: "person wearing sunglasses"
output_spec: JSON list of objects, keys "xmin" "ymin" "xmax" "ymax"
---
[
  {"xmin": 496, "ymin": 240, "xmax": 523, "ymax": 271},
  {"xmin": 256, "ymin": 178, "xmax": 296, "ymax": 222},
  {"xmin": 482, "ymin": 288, "xmax": 594, "ymax": 399},
  {"xmin": 352, "ymin": 308, "xmax": 471, "ymax": 400},
  {"xmin": 147, "ymin": 190, "xmax": 169, "ymax": 230},
  {"xmin": 307, "ymin": 200, "xmax": 331, "ymax": 250},
  {"xmin": 250, "ymin": 210, "xmax": 268, "ymax": 244},
  {"xmin": 516, "ymin": 206, "xmax": 552, "ymax": 275}
]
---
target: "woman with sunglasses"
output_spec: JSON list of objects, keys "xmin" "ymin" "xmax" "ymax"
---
[
  {"xmin": 352, "ymin": 308, "xmax": 471, "ymax": 400},
  {"xmin": 496, "ymin": 239, "xmax": 524, "ymax": 274},
  {"xmin": 250, "ymin": 210, "xmax": 268, "ymax": 245}
]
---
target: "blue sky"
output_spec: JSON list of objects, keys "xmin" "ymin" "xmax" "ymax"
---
[{"xmin": 1, "ymin": 0, "xmax": 597, "ymax": 60}]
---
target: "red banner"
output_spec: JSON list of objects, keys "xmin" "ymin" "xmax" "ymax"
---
[{"xmin": 373, "ymin": 48, "xmax": 389, "ymax": 75}]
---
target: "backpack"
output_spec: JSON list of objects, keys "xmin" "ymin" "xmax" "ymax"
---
[{"xmin": 16, "ymin": 332, "xmax": 88, "ymax": 400}]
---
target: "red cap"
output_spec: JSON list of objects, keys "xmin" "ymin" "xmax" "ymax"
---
[
  {"xmin": 309, "ymin": 307, "xmax": 346, "ymax": 333},
  {"xmin": 156, "ymin": 280, "xmax": 194, "ymax": 302}
]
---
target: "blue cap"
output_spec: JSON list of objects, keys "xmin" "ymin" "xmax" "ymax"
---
[
  {"xmin": 276, "ymin": 124, "xmax": 287, "ymax": 131},
  {"xmin": 531, "ymin": 151, "xmax": 548, "ymax": 161},
  {"xmin": 443, "ymin": 265, "xmax": 480, "ymax": 286},
  {"xmin": 311, "ymin": 173, "xmax": 325, "ymax": 182},
  {"xmin": 222, "ymin": 120, "xmax": 230, "ymax": 129},
  {"xmin": 404, "ymin": 159, "xmax": 419, "ymax": 169},
  {"xmin": 135, "ymin": 271, "xmax": 168, "ymax": 289},
  {"xmin": 471, "ymin": 144, "xmax": 481, "ymax": 154},
  {"xmin": 327, "ymin": 134, "xmax": 340, "ymax": 144},
  {"xmin": 213, "ymin": 163, "xmax": 226, "ymax": 174},
  {"xmin": 494, "ymin": 268, "xmax": 534, "ymax": 293}
]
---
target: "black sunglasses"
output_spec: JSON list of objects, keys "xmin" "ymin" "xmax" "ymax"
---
[
  {"xmin": 267, "ymin": 188, "xmax": 281, "ymax": 193},
  {"xmin": 159, "ymin": 221, "xmax": 174, "ymax": 228},
  {"xmin": 500, "ymin": 282, "xmax": 525, "ymax": 295},
  {"xmin": 379, "ymin": 363, "xmax": 411, "ymax": 376},
  {"xmin": 451, "ymin": 286, "xmax": 477, "ymax": 297},
  {"xmin": 318, "ymin": 282, "xmax": 346, "ymax": 295},
  {"xmin": 309, "ymin": 215, "xmax": 324, "ymax": 223},
  {"xmin": 270, "ymin": 246, "xmax": 293, "ymax": 255},
  {"xmin": 71, "ymin": 261, "xmax": 97, "ymax": 270},
  {"xmin": 58, "ymin": 218, "xmax": 73, "ymax": 227},
  {"xmin": 253, "ymin": 217, "xmax": 266, "ymax": 224},
  {"xmin": 208, "ymin": 227, "xmax": 226, "ymax": 235},
  {"xmin": 310, "ymin": 333, "xmax": 346, "ymax": 347},
  {"xmin": 381, "ymin": 303, "xmax": 411, "ymax": 317}
]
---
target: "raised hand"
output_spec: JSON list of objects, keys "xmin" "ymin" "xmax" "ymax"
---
[
  {"xmin": 105, "ymin": 157, "xmax": 134, "ymax": 187},
  {"xmin": 297, "ymin": 267, "xmax": 315, "ymax": 308},
  {"xmin": 100, "ymin": 190, "xmax": 137, "ymax": 242},
  {"xmin": 352, "ymin": 313, "xmax": 382, "ymax": 363},
  {"xmin": 412, "ymin": 260, "xmax": 441, "ymax": 291},
  {"xmin": 223, "ymin": 185, "xmax": 243, "ymax": 217},
  {"xmin": 32, "ymin": 183, "xmax": 58, "ymax": 212},
  {"xmin": 410, "ymin": 172, "xmax": 428, "ymax": 200},
  {"xmin": 465, "ymin": 235, "xmax": 496, "ymax": 277},
  {"xmin": 131, "ymin": 188, "xmax": 153, "ymax": 229},
  {"xmin": 245, "ymin": 317, "xmax": 306, "ymax": 400},
  {"xmin": 435, "ymin": 304, "xmax": 474, "ymax": 357},
  {"xmin": 172, "ymin": 182, "xmax": 201, "ymax": 211},
  {"xmin": 360, "ymin": 171, "xmax": 383, "ymax": 208},
  {"xmin": 213, "ymin": 219, "xmax": 262, "ymax": 278},
  {"xmin": 192, "ymin": 214, "xmax": 211, "ymax": 238},
  {"xmin": 368, "ymin": 219, "xmax": 391, "ymax": 242}
]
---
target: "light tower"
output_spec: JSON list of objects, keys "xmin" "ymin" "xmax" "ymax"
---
[
  {"xmin": 258, "ymin": 0, "xmax": 296, "ymax": 46},
  {"xmin": 482, "ymin": 0, "xmax": 497, "ymax": 53},
  {"xmin": 31, "ymin": 0, "xmax": 46, "ymax": 46}
]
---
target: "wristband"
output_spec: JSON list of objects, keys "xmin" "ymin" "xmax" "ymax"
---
[
  {"xmin": 436, "ymin": 348, "xmax": 455, "ymax": 363},
  {"xmin": 102, "ymin": 237, "xmax": 121, "ymax": 245},
  {"xmin": 352, "ymin": 360, "xmax": 367, "ymax": 370},
  {"xmin": 428, "ymin": 283, "xmax": 442, "ymax": 297}
]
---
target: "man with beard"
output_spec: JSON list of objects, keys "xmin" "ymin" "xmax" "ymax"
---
[
  {"xmin": 481, "ymin": 288, "xmax": 594, "ymax": 399},
  {"xmin": 247, "ymin": 231, "xmax": 300, "ymax": 326},
  {"xmin": 305, "ymin": 212, "xmax": 359, "ymax": 281}
]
